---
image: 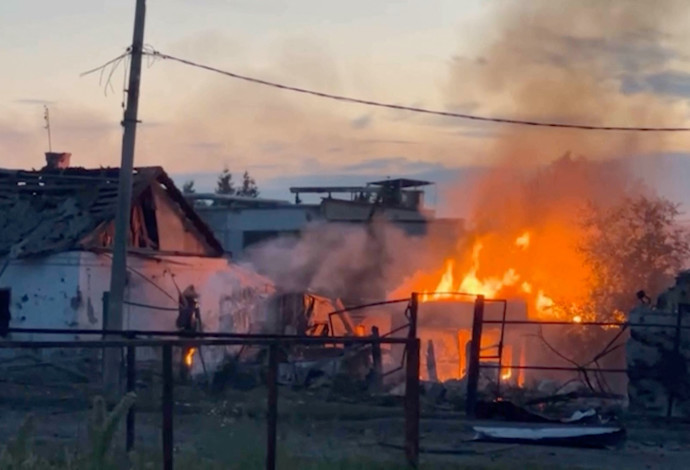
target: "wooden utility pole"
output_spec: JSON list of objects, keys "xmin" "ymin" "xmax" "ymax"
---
[{"xmin": 104, "ymin": 0, "xmax": 147, "ymax": 391}]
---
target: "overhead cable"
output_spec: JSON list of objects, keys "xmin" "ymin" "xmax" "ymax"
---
[{"xmin": 143, "ymin": 48, "xmax": 690, "ymax": 132}]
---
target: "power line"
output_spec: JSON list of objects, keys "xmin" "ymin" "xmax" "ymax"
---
[{"xmin": 144, "ymin": 48, "xmax": 690, "ymax": 132}]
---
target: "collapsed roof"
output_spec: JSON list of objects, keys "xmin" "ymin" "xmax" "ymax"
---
[{"xmin": 0, "ymin": 166, "xmax": 223, "ymax": 258}]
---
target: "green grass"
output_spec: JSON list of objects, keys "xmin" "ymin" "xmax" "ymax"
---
[{"xmin": 0, "ymin": 389, "xmax": 582, "ymax": 470}]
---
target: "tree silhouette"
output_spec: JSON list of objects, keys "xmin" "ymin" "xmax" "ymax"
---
[
  {"xmin": 237, "ymin": 170, "xmax": 259, "ymax": 198},
  {"xmin": 215, "ymin": 168, "xmax": 235, "ymax": 195}
]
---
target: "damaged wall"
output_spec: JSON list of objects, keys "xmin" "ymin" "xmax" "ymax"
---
[
  {"xmin": 628, "ymin": 271, "xmax": 690, "ymax": 417},
  {"xmin": 1, "ymin": 252, "xmax": 275, "ymax": 371},
  {"xmin": 0, "ymin": 252, "xmax": 89, "ymax": 337}
]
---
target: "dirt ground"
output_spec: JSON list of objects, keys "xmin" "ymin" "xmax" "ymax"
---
[{"xmin": 1, "ymin": 377, "xmax": 690, "ymax": 469}]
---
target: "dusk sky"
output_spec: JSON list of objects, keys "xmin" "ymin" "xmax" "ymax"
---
[{"xmin": 2, "ymin": 0, "xmax": 690, "ymax": 212}]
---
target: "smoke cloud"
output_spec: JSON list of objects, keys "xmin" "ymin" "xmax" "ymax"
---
[{"xmin": 243, "ymin": 1, "xmax": 690, "ymax": 309}]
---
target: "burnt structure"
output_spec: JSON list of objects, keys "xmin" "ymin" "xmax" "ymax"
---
[{"xmin": 628, "ymin": 271, "xmax": 690, "ymax": 417}]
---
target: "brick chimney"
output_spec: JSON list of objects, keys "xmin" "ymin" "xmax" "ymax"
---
[{"xmin": 44, "ymin": 152, "xmax": 71, "ymax": 170}]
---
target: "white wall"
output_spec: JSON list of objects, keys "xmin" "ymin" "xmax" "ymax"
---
[
  {"xmin": 2, "ymin": 251, "xmax": 275, "ymax": 371},
  {"xmin": 1, "ymin": 252, "xmax": 86, "ymax": 341}
]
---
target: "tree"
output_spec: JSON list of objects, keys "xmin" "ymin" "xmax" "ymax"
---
[
  {"xmin": 182, "ymin": 180, "xmax": 195, "ymax": 194},
  {"xmin": 236, "ymin": 170, "xmax": 259, "ymax": 198},
  {"xmin": 215, "ymin": 168, "xmax": 235, "ymax": 195},
  {"xmin": 579, "ymin": 194, "xmax": 690, "ymax": 320}
]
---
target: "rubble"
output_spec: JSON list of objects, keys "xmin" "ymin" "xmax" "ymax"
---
[{"xmin": 627, "ymin": 271, "xmax": 690, "ymax": 417}]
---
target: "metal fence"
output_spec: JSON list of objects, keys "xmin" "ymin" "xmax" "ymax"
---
[
  {"xmin": 3, "ymin": 294, "xmax": 689, "ymax": 467},
  {"xmin": 467, "ymin": 296, "xmax": 690, "ymax": 419},
  {"xmin": 0, "ymin": 331, "xmax": 421, "ymax": 470}
]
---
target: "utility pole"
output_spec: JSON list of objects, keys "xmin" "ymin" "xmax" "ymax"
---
[{"xmin": 104, "ymin": 0, "xmax": 147, "ymax": 392}]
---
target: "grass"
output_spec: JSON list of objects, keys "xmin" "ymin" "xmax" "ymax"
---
[{"xmin": 0, "ymin": 387, "xmax": 584, "ymax": 470}]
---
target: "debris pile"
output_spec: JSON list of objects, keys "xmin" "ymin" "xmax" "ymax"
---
[{"xmin": 627, "ymin": 271, "xmax": 690, "ymax": 417}]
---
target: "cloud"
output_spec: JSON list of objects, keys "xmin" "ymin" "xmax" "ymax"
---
[
  {"xmin": 350, "ymin": 114, "xmax": 372, "ymax": 129},
  {"xmin": 187, "ymin": 141, "xmax": 223, "ymax": 150},
  {"xmin": 621, "ymin": 71, "xmax": 690, "ymax": 98},
  {"xmin": 442, "ymin": 0, "xmax": 690, "ymax": 166},
  {"xmin": 13, "ymin": 98, "xmax": 55, "ymax": 105},
  {"xmin": 358, "ymin": 138, "xmax": 418, "ymax": 145}
]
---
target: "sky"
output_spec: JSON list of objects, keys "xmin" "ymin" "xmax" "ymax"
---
[{"xmin": 2, "ymin": 0, "xmax": 690, "ymax": 215}]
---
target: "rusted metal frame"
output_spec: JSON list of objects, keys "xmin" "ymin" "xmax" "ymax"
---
[{"xmin": 465, "ymin": 295, "xmax": 485, "ymax": 418}]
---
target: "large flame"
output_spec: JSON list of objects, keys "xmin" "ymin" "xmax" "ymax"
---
[
  {"xmin": 419, "ymin": 232, "xmax": 560, "ymax": 319},
  {"xmin": 395, "ymin": 223, "xmax": 600, "ymax": 386}
]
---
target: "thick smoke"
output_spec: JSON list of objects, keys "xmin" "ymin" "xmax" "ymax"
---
[
  {"xmin": 447, "ymin": 0, "xmax": 689, "ymax": 168},
  {"xmin": 245, "ymin": 1, "xmax": 689, "ymax": 314},
  {"xmin": 243, "ymin": 220, "xmax": 441, "ymax": 303},
  {"xmin": 436, "ymin": 0, "xmax": 690, "ymax": 309}
]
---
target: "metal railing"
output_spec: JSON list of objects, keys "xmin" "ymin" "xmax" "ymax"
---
[
  {"xmin": 466, "ymin": 299, "xmax": 690, "ymax": 418},
  {"xmin": 0, "ymin": 330, "xmax": 421, "ymax": 470}
]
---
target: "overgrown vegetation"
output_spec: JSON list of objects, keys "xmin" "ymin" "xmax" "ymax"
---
[
  {"xmin": 580, "ymin": 194, "xmax": 690, "ymax": 320},
  {"xmin": 0, "ymin": 393, "xmax": 135, "ymax": 470}
]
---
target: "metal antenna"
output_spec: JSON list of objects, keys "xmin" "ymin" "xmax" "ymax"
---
[{"xmin": 43, "ymin": 105, "xmax": 52, "ymax": 151}]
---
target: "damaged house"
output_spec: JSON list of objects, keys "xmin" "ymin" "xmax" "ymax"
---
[
  {"xmin": 0, "ymin": 154, "xmax": 369, "ymax": 381},
  {"xmin": 0, "ymin": 154, "xmax": 275, "ymax": 369}
]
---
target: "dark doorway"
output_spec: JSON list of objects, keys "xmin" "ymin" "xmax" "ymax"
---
[{"xmin": 0, "ymin": 288, "xmax": 10, "ymax": 337}]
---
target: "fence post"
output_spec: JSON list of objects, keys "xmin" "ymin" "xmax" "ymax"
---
[
  {"xmin": 266, "ymin": 343, "xmax": 279, "ymax": 470},
  {"xmin": 126, "ymin": 345, "xmax": 136, "ymax": 452},
  {"xmin": 466, "ymin": 295, "xmax": 485, "ymax": 418},
  {"xmin": 162, "ymin": 344, "xmax": 174, "ymax": 470},
  {"xmin": 404, "ymin": 337, "xmax": 420, "ymax": 468},
  {"xmin": 426, "ymin": 340, "xmax": 438, "ymax": 382},
  {"xmin": 102, "ymin": 292, "xmax": 110, "ymax": 339},
  {"xmin": 408, "ymin": 293, "xmax": 419, "ymax": 339},
  {"xmin": 371, "ymin": 326, "xmax": 383, "ymax": 392}
]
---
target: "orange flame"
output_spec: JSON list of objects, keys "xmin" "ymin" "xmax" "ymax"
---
[
  {"xmin": 421, "ymin": 241, "xmax": 523, "ymax": 302},
  {"xmin": 500, "ymin": 346, "xmax": 513, "ymax": 380},
  {"xmin": 517, "ymin": 346, "xmax": 525, "ymax": 387},
  {"xmin": 399, "ymin": 228, "xmax": 590, "ymax": 385},
  {"xmin": 184, "ymin": 348, "xmax": 196, "ymax": 367},
  {"xmin": 515, "ymin": 231, "xmax": 530, "ymax": 250}
]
